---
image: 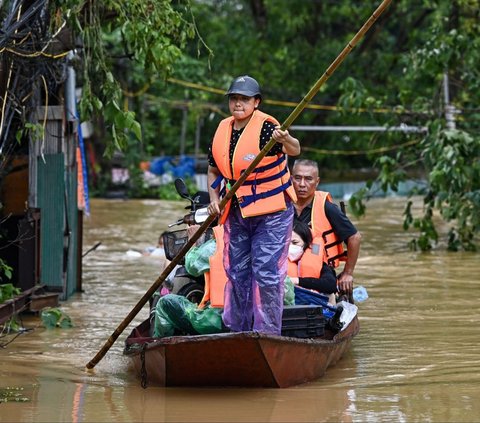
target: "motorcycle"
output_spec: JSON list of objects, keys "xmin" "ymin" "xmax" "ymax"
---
[{"xmin": 159, "ymin": 178, "xmax": 212, "ymax": 305}]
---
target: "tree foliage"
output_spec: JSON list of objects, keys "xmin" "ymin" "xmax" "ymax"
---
[
  {"xmin": 166, "ymin": 0, "xmax": 479, "ymax": 251},
  {"xmin": 347, "ymin": 0, "xmax": 480, "ymax": 251},
  {"xmin": 2, "ymin": 0, "xmax": 479, "ymax": 250},
  {"xmin": 0, "ymin": 0, "xmax": 194, "ymax": 170},
  {"xmin": 101, "ymin": 0, "xmax": 480, "ymax": 250},
  {"xmin": 49, "ymin": 0, "xmax": 195, "ymax": 153}
]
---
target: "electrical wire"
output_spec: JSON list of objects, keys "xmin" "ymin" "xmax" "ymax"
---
[
  {"xmin": 302, "ymin": 138, "xmax": 421, "ymax": 156},
  {"xmin": 0, "ymin": 0, "xmax": 69, "ymax": 172}
]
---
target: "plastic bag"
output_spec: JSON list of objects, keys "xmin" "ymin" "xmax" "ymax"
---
[
  {"xmin": 151, "ymin": 301, "xmax": 175, "ymax": 338},
  {"xmin": 184, "ymin": 238, "xmax": 217, "ymax": 277},
  {"xmin": 337, "ymin": 301, "xmax": 358, "ymax": 330},
  {"xmin": 189, "ymin": 305, "xmax": 224, "ymax": 334},
  {"xmin": 353, "ymin": 285, "xmax": 369, "ymax": 302},
  {"xmin": 284, "ymin": 276, "xmax": 295, "ymax": 306},
  {"xmin": 152, "ymin": 294, "xmax": 225, "ymax": 337}
]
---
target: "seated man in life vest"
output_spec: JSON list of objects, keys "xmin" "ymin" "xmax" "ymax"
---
[{"xmin": 291, "ymin": 159, "xmax": 361, "ymax": 298}]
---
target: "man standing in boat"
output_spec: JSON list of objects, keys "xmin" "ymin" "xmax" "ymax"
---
[
  {"xmin": 207, "ymin": 75, "xmax": 300, "ymax": 335},
  {"xmin": 291, "ymin": 159, "xmax": 361, "ymax": 298}
]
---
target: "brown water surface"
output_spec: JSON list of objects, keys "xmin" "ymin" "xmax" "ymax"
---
[{"xmin": 1, "ymin": 197, "xmax": 479, "ymax": 422}]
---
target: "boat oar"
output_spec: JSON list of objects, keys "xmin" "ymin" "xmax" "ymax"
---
[{"xmin": 85, "ymin": 0, "xmax": 392, "ymax": 370}]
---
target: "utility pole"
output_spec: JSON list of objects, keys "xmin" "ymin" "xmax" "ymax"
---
[{"xmin": 443, "ymin": 72, "xmax": 456, "ymax": 130}]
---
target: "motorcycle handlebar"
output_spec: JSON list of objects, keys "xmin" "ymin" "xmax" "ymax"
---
[{"xmin": 168, "ymin": 207, "xmax": 209, "ymax": 227}]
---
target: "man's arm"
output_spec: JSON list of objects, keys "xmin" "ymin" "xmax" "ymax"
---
[
  {"xmin": 337, "ymin": 231, "xmax": 361, "ymax": 295},
  {"xmin": 323, "ymin": 201, "xmax": 361, "ymax": 296}
]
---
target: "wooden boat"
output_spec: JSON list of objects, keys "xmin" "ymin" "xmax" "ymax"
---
[{"xmin": 124, "ymin": 314, "xmax": 359, "ymax": 388}]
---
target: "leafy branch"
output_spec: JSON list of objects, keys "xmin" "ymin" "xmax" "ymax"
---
[{"xmin": 49, "ymin": 0, "xmax": 195, "ymax": 154}]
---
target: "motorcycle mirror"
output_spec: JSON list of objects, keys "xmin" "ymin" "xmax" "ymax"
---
[{"xmin": 174, "ymin": 178, "xmax": 190, "ymax": 200}]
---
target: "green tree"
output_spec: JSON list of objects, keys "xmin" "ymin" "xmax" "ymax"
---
[
  {"xmin": 174, "ymin": 0, "xmax": 480, "ymax": 251},
  {"xmin": 65, "ymin": 0, "xmax": 196, "ymax": 153},
  {"xmin": 4, "ymin": 0, "xmax": 473, "ymax": 249},
  {"xmin": 348, "ymin": 0, "xmax": 480, "ymax": 251},
  {"xmin": 114, "ymin": 0, "xmax": 479, "ymax": 250},
  {"xmin": 0, "ymin": 0, "xmax": 197, "ymax": 188}
]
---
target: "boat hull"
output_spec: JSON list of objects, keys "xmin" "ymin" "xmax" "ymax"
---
[{"xmin": 124, "ymin": 316, "xmax": 359, "ymax": 388}]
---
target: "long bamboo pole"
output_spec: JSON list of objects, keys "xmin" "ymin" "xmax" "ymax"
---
[{"xmin": 86, "ymin": 0, "xmax": 392, "ymax": 370}]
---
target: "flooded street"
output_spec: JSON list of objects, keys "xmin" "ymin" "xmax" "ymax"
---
[{"xmin": 1, "ymin": 196, "xmax": 480, "ymax": 422}]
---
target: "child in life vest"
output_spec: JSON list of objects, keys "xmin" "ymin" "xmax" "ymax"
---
[
  {"xmin": 288, "ymin": 220, "xmax": 337, "ymax": 304},
  {"xmin": 206, "ymin": 75, "xmax": 301, "ymax": 335}
]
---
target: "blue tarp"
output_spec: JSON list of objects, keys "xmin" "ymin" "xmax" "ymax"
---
[
  {"xmin": 150, "ymin": 156, "xmax": 195, "ymax": 178},
  {"xmin": 294, "ymin": 287, "xmax": 336, "ymax": 318}
]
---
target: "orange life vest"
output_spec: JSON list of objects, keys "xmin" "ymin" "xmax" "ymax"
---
[
  {"xmin": 198, "ymin": 225, "xmax": 227, "ymax": 309},
  {"xmin": 287, "ymin": 259, "xmax": 299, "ymax": 278},
  {"xmin": 291, "ymin": 192, "xmax": 347, "ymax": 279},
  {"xmin": 311, "ymin": 191, "xmax": 346, "ymax": 268},
  {"xmin": 211, "ymin": 110, "xmax": 297, "ymax": 224}
]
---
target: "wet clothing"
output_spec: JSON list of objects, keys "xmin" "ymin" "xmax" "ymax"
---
[{"xmin": 209, "ymin": 110, "xmax": 295, "ymax": 335}]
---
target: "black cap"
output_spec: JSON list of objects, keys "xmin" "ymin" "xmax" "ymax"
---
[{"xmin": 225, "ymin": 75, "xmax": 262, "ymax": 98}]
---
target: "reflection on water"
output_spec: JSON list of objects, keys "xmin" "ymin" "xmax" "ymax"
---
[{"xmin": 1, "ymin": 197, "xmax": 479, "ymax": 422}]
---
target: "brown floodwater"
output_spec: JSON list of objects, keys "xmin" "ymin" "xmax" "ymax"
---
[{"xmin": 1, "ymin": 196, "xmax": 479, "ymax": 422}]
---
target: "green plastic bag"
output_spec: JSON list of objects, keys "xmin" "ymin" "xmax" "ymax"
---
[
  {"xmin": 284, "ymin": 276, "xmax": 295, "ymax": 306},
  {"xmin": 151, "ymin": 300, "xmax": 175, "ymax": 338},
  {"xmin": 153, "ymin": 294, "xmax": 225, "ymax": 337},
  {"xmin": 153, "ymin": 277, "xmax": 294, "ymax": 337},
  {"xmin": 184, "ymin": 239, "xmax": 216, "ymax": 277},
  {"xmin": 189, "ymin": 305, "xmax": 224, "ymax": 334}
]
